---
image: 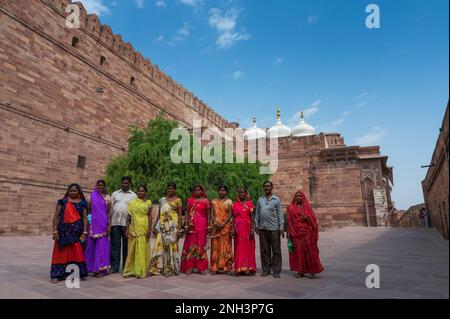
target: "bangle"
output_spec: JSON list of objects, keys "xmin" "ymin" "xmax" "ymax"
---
[
  {"xmin": 53, "ymin": 231, "xmax": 58, "ymax": 234},
  {"xmin": 83, "ymin": 231, "xmax": 88, "ymax": 234}
]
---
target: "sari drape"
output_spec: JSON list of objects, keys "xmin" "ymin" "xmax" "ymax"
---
[
  {"xmin": 123, "ymin": 199, "xmax": 152, "ymax": 278},
  {"xmin": 50, "ymin": 198, "xmax": 88, "ymax": 279},
  {"xmin": 287, "ymin": 191, "xmax": 324, "ymax": 274},
  {"xmin": 210, "ymin": 199, "xmax": 233, "ymax": 272},
  {"xmin": 180, "ymin": 188, "xmax": 210, "ymax": 273},
  {"xmin": 232, "ymin": 197, "xmax": 257, "ymax": 273},
  {"xmin": 150, "ymin": 197, "xmax": 182, "ymax": 276},
  {"xmin": 84, "ymin": 188, "xmax": 110, "ymax": 273}
]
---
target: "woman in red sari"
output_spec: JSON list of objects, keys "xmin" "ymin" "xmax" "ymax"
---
[
  {"xmin": 180, "ymin": 185, "xmax": 211, "ymax": 275},
  {"xmin": 50, "ymin": 184, "xmax": 88, "ymax": 283},
  {"xmin": 286, "ymin": 190, "xmax": 324, "ymax": 279},
  {"xmin": 232, "ymin": 187, "xmax": 257, "ymax": 276}
]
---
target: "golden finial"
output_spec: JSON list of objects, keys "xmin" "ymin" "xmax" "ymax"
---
[
  {"xmin": 300, "ymin": 112, "xmax": 305, "ymax": 120},
  {"xmin": 276, "ymin": 108, "xmax": 281, "ymax": 120},
  {"xmin": 253, "ymin": 117, "xmax": 257, "ymax": 125}
]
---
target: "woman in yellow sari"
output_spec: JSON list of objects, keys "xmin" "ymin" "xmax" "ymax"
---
[
  {"xmin": 150, "ymin": 182, "xmax": 183, "ymax": 277},
  {"xmin": 210, "ymin": 185, "xmax": 234, "ymax": 275},
  {"xmin": 123, "ymin": 185, "xmax": 152, "ymax": 279}
]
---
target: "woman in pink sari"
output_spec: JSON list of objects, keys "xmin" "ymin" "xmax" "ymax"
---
[
  {"xmin": 232, "ymin": 187, "xmax": 256, "ymax": 276},
  {"xmin": 286, "ymin": 190, "xmax": 324, "ymax": 279},
  {"xmin": 180, "ymin": 185, "xmax": 211, "ymax": 275}
]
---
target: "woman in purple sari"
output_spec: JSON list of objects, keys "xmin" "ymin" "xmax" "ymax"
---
[{"xmin": 85, "ymin": 180, "xmax": 111, "ymax": 277}]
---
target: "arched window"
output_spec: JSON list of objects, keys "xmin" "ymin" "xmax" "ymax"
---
[
  {"xmin": 130, "ymin": 77, "xmax": 136, "ymax": 86},
  {"xmin": 100, "ymin": 56, "xmax": 106, "ymax": 66},
  {"xmin": 71, "ymin": 36, "xmax": 79, "ymax": 48}
]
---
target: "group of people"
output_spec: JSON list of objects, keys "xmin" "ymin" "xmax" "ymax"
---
[{"xmin": 50, "ymin": 177, "xmax": 324, "ymax": 283}]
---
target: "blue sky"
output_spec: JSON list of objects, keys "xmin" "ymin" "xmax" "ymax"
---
[{"xmin": 82, "ymin": 0, "xmax": 449, "ymax": 209}]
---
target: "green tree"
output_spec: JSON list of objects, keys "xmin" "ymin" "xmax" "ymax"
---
[{"xmin": 104, "ymin": 114, "xmax": 270, "ymax": 204}]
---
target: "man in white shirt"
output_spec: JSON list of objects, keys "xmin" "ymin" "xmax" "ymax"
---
[{"xmin": 110, "ymin": 176, "xmax": 137, "ymax": 273}]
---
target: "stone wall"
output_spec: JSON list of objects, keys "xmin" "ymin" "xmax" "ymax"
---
[
  {"xmin": 422, "ymin": 103, "xmax": 449, "ymax": 240},
  {"xmin": 0, "ymin": 0, "xmax": 227, "ymax": 234},
  {"xmin": 270, "ymin": 134, "xmax": 392, "ymax": 230},
  {"xmin": 0, "ymin": 0, "xmax": 394, "ymax": 235}
]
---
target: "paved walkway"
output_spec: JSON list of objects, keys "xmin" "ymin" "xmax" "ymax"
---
[{"xmin": 0, "ymin": 227, "xmax": 448, "ymax": 299}]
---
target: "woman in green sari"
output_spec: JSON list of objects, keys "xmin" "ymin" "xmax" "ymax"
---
[
  {"xmin": 150, "ymin": 182, "xmax": 183, "ymax": 277},
  {"xmin": 123, "ymin": 185, "xmax": 152, "ymax": 279}
]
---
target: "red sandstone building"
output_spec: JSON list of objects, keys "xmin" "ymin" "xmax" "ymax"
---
[
  {"xmin": 0, "ymin": 0, "xmax": 394, "ymax": 234},
  {"xmin": 422, "ymin": 103, "xmax": 449, "ymax": 240}
]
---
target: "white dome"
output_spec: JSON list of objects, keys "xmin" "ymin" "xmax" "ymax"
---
[
  {"xmin": 292, "ymin": 112, "xmax": 316, "ymax": 137},
  {"xmin": 244, "ymin": 117, "xmax": 267, "ymax": 140},
  {"xmin": 267, "ymin": 109, "xmax": 292, "ymax": 138}
]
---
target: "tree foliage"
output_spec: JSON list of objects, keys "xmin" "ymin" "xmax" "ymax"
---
[{"xmin": 104, "ymin": 114, "xmax": 270, "ymax": 204}]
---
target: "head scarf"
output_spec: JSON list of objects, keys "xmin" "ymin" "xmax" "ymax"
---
[
  {"xmin": 289, "ymin": 190, "xmax": 318, "ymax": 237},
  {"xmin": 237, "ymin": 189, "xmax": 251, "ymax": 203},
  {"xmin": 90, "ymin": 186, "xmax": 109, "ymax": 237},
  {"xmin": 191, "ymin": 184, "xmax": 207, "ymax": 199}
]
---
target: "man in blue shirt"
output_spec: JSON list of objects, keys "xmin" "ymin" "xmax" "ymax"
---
[{"xmin": 255, "ymin": 181, "xmax": 285, "ymax": 278}]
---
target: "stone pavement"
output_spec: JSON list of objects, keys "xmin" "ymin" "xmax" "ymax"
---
[{"xmin": 0, "ymin": 227, "xmax": 448, "ymax": 299}]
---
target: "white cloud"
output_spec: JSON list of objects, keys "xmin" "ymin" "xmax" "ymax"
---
[
  {"xmin": 312, "ymin": 100, "xmax": 321, "ymax": 107},
  {"xmin": 82, "ymin": 0, "xmax": 111, "ymax": 16},
  {"xmin": 324, "ymin": 118, "xmax": 345, "ymax": 132},
  {"xmin": 155, "ymin": 35, "xmax": 164, "ymax": 42},
  {"xmin": 303, "ymin": 107, "xmax": 320, "ymax": 118},
  {"xmin": 168, "ymin": 23, "xmax": 191, "ymax": 46},
  {"xmin": 307, "ymin": 15, "xmax": 319, "ymax": 25},
  {"xmin": 209, "ymin": 8, "xmax": 250, "ymax": 49},
  {"xmin": 354, "ymin": 127, "xmax": 388, "ymax": 146},
  {"xmin": 232, "ymin": 70, "xmax": 245, "ymax": 80},
  {"xmin": 179, "ymin": 0, "xmax": 202, "ymax": 7},
  {"xmin": 177, "ymin": 24, "xmax": 190, "ymax": 37},
  {"xmin": 353, "ymin": 92, "xmax": 369, "ymax": 100},
  {"xmin": 135, "ymin": 0, "xmax": 145, "ymax": 8},
  {"xmin": 314, "ymin": 118, "xmax": 344, "ymax": 133},
  {"xmin": 156, "ymin": 0, "xmax": 166, "ymax": 8},
  {"xmin": 286, "ymin": 101, "xmax": 321, "ymax": 127},
  {"xmin": 274, "ymin": 58, "xmax": 283, "ymax": 66}
]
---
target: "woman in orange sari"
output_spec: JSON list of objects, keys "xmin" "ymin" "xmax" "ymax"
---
[
  {"xmin": 286, "ymin": 190, "xmax": 324, "ymax": 279},
  {"xmin": 210, "ymin": 185, "xmax": 233, "ymax": 275},
  {"xmin": 232, "ymin": 187, "xmax": 257, "ymax": 276}
]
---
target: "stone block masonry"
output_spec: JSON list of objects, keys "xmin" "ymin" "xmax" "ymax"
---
[
  {"xmin": 0, "ymin": 0, "xmax": 395, "ymax": 234},
  {"xmin": 0, "ymin": 0, "xmax": 228, "ymax": 234}
]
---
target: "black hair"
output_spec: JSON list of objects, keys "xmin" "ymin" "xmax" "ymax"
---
[
  {"xmin": 217, "ymin": 185, "xmax": 228, "ymax": 192},
  {"xmin": 237, "ymin": 187, "xmax": 248, "ymax": 193},
  {"xmin": 136, "ymin": 184, "xmax": 147, "ymax": 193},
  {"xmin": 95, "ymin": 179, "xmax": 107, "ymax": 193},
  {"xmin": 167, "ymin": 181, "xmax": 177, "ymax": 189},
  {"xmin": 121, "ymin": 176, "xmax": 132, "ymax": 183},
  {"xmin": 193, "ymin": 184, "xmax": 204, "ymax": 192},
  {"xmin": 65, "ymin": 183, "xmax": 86, "ymax": 201},
  {"xmin": 263, "ymin": 180, "xmax": 274, "ymax": 187}
]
